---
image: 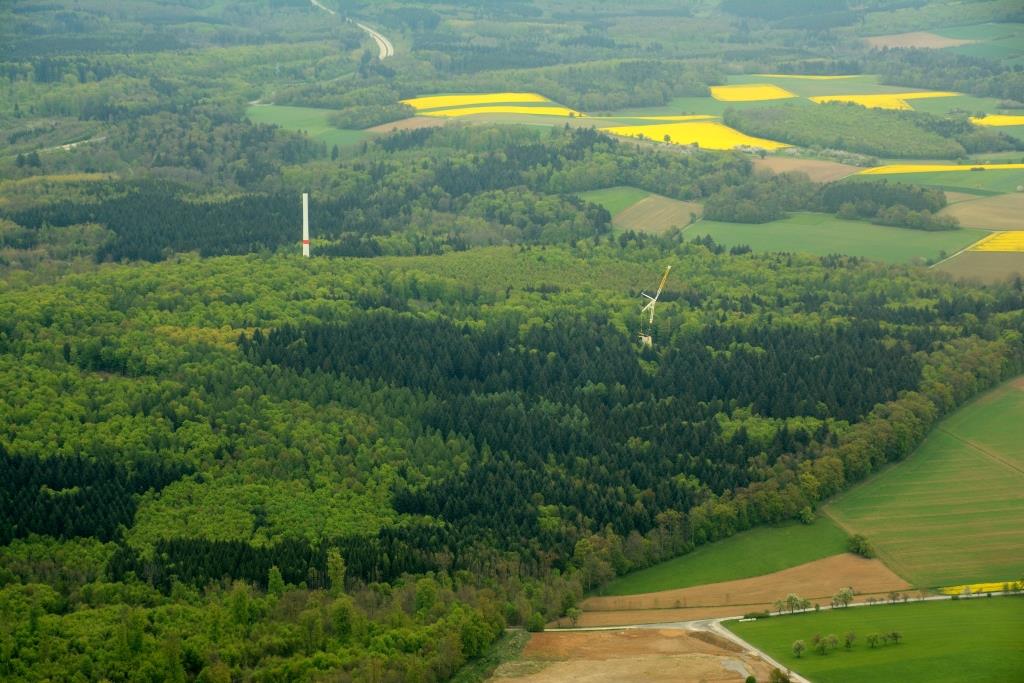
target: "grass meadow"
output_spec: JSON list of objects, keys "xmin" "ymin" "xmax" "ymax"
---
[
  {"xmin": 861, "ymin": 168, "xmax": 1024, "ymax": 195},
  {"xmin": 727, "ymin": 597, "xmax": 1024, "ymax": 683},
  {"xmin": 939, "ymin": 22, "xmax": 1024, "ymax": 63},
  {"xmin": 825, "ymin": 378, "xmax": 1024, "ymax": 587},
  {"xmin": 245, "ymin": 105, "xmax": 370, "ymax": 148},
  {"xmin": 597, "ymin": 517, "xmax": 848, "ymax": 596},
  {"xmin": 683, "ymin": 213, "xmax": 983, "ymax": 264},
  {"xmin": 577, "ymin": 186, "xmax": 650, "ymax": 215}
]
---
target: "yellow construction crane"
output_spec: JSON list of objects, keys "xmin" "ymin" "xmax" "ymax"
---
[{"xmin": 639, "ymin": 265, "xmax": 671, "ymax": 347}]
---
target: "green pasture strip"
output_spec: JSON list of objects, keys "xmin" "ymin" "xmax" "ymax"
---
[
  {"xmin": 597, "ymin": 517, "xmax": 847, "ymax": 596},
  {"xmin": 683, "ymin": 213, "xmax": 984, "ymax": 264},
  {"xmin": 245, "ymin": 104, "xmax": 369, "ymax": 147},
  {"xmin": 577, "ymin": 186, "xmax": 651, "ymax": 215},
  {"xmin": 727, "ymin": 597, "xmax": 1024, "ymax": 683}
]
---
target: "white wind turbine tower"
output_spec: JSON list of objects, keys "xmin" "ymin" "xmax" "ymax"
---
[
  {"xmin": 639, "ymin": 265, "xmax": 671, "ymax": 347},
  {"xmin": 302, "ymin": 192, "xmax": 311, "ymax": 258}
]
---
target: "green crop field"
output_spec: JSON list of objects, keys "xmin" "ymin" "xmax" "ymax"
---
[
  {"xmin": 937, "ymin": 23, "xmax": 1024, "ymax": 63},
  {"xmin": 683, "ymin": 213, "xmax": 983, "ymax": 264},
  {"xmin": 605, "ymin": 95, "xmax": 809, "ymax": 118},
  {"xmin": 994, "ymin": 125, "xmax": 1024, "ymax": 142},
  {"xmin": 907, "ymin": 93, "xmax": 1010, "ymax": 116},
  {"xmin": 854, "ymin": 169, "xmax": 1024, "ymax": 195},
  {"xmin": 727, "ymin": 597, "xmax": 1024, "ymax": 683},
  {"xmin": 597, "ymin": 517, "xmax": 848, "ymax": 596},
  {"xmin": 735, "ymin": 74, "xmax": 896, "ymax": 98},
  {"xmin": 577, "ymin": 186, "xmax": 650, "ymax": 215},
  {"xmin": 245, "ymin": 105, "xmax": 370, "ymax": 148},
  {"xmin": 825, "ymin": 378, "xmax": 1024, "ymax": 588}
]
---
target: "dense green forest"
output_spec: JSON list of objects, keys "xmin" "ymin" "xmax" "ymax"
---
[
  {"xmin": 1, "ymin": 126, "xmax": 969, "ymax": 264},
  {"xmin": 2, "ymin": 241, "xmax": 1023, "ymax": 680},
  {"xmin": 4, "ymin": 0, "xmax": 1024, "ymax": 680}
]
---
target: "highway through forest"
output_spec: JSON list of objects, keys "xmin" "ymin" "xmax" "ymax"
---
[{"xmin": 309, "ymin": 0, "xmax": 394, "ymax": 60}]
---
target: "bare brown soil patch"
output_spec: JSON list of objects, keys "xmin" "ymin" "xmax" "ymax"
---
[
  {"xmin": 935, "ymin": 251, "xmax": 1024, "ymax": 283},
  {"xmin": 570, "ymin": 590, "xmax": 911, "ymax": 628},
  {"xmin": 582, "ymin": 554, "xmax": 909, "ymax": 613},
  {"xmin": 492, "ymin": 629, "xmax": 772, "ymax": 683},
  {"xmin": 754, "ymin": 156, "xmax": 860, "ymax": 183},
  {"xmin": 865, "ymin": 31, "xmax": 975, "ymax": 49},
  {"xmin": 614, "ymin": 195, "xmax": 702, "ymax": 234},
  {"xmin": 689, "ymin": 629, "xmax": 744, "ymax": 653},
  {"xmin": 366, "ymin": 116, "xmax": 448, "ymax": 133},
  {"xmin": 939, "ymin": 193, "xmax": 1024, "ymax": 229},
  {"xmin": 569, "ymin": 605, "xmax": 759, "ymax": 627}
]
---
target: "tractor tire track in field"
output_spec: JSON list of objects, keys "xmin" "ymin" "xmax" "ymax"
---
[{"xmin": 937, "ymin": 427, "xmax": 1024, "ymax": 477}]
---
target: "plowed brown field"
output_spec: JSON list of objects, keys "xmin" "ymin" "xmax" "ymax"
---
[
  {"xmin": 865, "ymin": 31, "xmax": 974, "ymax": 49},
  {"xmin": 935, "ymin": 251, "xmax": 1024, "ymax": 283},
  {"xmin": 490, "ymin": 628, "xmax": 772, "ymax": 683},
  {"xmin": 753, "ymin": 157, "xmax": 860, "ymax": 182},
  {"xmin": 939, "ymin": 193, "xmax": 1024, "ymax": 229},
  {"xmin": 614, "ymin": 195, "xmax": 702, "ymax": 234},
  {"xmin": 574, "ymin": 553, "xmax": 909, "ymax": 627}
]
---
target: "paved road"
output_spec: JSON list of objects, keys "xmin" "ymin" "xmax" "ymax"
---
[
  {"xmin": 308, "ymin": 0, "xmax": 394, "ymax": 60},
  {"xmin": 356, "ymin": 22, "xmax": 394, "ymax": 60}
]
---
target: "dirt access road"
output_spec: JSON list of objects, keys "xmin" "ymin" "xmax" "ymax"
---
[{"xmin": 309, "ymin": 0, "xmax": 394, "ymax": 60}]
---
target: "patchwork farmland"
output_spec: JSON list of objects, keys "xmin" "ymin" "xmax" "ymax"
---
[
  {"xmin": 598, "ymin": 517, "xmax": 849, "ymax": 596},
  {"xmin": 570, "ymin": 378, "xmax": 1024, "ymax": 630},
  {"xmin": 579, "ymin": 187, "xmax": 700, "ymax": 234},
  {"xmin": 938, "ymin": 193, "xmax": 1024, "ymax": 229},
  {"xmin": 825, "ymin": 378, "xmax": 1024, "ymax": 587}
]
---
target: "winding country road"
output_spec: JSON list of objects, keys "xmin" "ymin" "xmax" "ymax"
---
[
  {"xmin": 309, "ymin": 0, "xmax": 394, "ymax": 60},
  {"xmin": 356, "ymin": 22, "xmax": 395, "ymax": 60}
]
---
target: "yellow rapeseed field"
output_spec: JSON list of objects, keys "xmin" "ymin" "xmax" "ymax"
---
[
  {"xmin": 710, "ymin": 84, "xmax": 797, "ymax": 102},
  {"xmin": 401, "ymin": 92, "xmax": 550, "ymax": 110},
  {"xmin": 618, "ymin": 115, "xmax": 717, "ymax": 121},
  {"xmin": 940, "ymin": 580, "xmax": 1021, "ymax": 595},
  {"xmin": 754, "ymin": 74, "xmax": 860, "ymax": 80},
  {"xmin": 810, "ymin": 91, "xmax": 957, "ymax": 110},
  {"xmin": 969, "ymin": 231, "xmax": 1024, "ymax": 252},
  {"xmin": 600, "ymin": 122, "xmax": 789, "ymax": 151},
  {"xmin": 859, "ymin": 163, "xmax": 1024, "ymax": 175},
  {"xmin": 420, "ymin": 105, "xmax": 583, "ymax": 118},
  {"xmin": 970, "ymin": 115, "xmax": 1024, "ymax": 127}
]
